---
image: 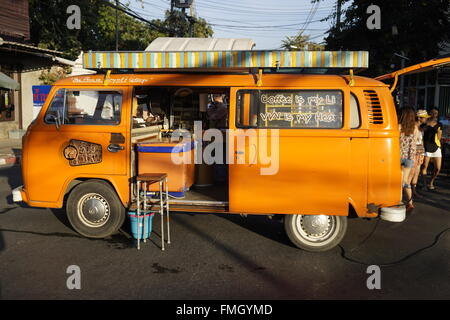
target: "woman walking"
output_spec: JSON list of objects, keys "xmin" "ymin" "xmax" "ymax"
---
[
  {"xmin": 421, "ymin": 107, "xmax": 443, "ymax": 190},
  {"xmin": 399, "ymin": 108, "xmax": 419, "ymax": 210},
  {"xmin": 409, "ymin": 109, "xmax": 428, "ymax": 198}
]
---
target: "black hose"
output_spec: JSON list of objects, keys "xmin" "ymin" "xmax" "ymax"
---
[
  {"xmin": 339, "ymin": 225, "xmax": 450, "ymax": 267},
  {"xmin": 348, "ymin": 218, "xmax": 381, "ymax": 253}
]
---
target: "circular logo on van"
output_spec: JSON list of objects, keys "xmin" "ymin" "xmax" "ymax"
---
[{"xmin": 64, "ymin": 145, "xmax": 78, "ymax": 160}]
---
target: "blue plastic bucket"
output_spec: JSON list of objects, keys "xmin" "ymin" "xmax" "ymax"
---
[{"xmin": 128, "ymin": 212, "xmax": 154, "ymax": 240}]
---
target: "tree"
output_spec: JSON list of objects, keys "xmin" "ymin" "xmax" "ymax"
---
[
  {"xmin": 315, "ymin": 0, "xmax": 450, "ymax": 77},
  {"xmin": 151, "ymin": 10, "xmax": 213, "ymax": 38},
  {"xmin": 29, "ymin": 0, "xmax": 213, "ymax": 60},
  {"xmin": 39, "ymin": 66, "xmax": 72, "ymax": 85},
  {"xmin": 29, "ymin": 0, "xmax": 104, "ymax": 59},
  {"xmin": 281, "ymin": 32, "xmax": 325, "ymax": 50}
]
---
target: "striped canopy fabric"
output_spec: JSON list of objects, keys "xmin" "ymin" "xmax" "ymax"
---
[{"xmin": 83, "ymin": 50, "xmax": 369, "ymax": 70}]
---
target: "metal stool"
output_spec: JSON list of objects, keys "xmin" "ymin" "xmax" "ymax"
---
[{"xmin": 135, "ymin": 173, "xmax": 170, "ymax": 250}]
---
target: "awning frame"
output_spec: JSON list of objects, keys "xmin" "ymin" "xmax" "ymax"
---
[{"xmin": 375, "ymin": 56, "xmax": 450, "ymax": 92}]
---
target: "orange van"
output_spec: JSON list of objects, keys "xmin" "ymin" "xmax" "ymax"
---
[{"xmin": 13, "ymin": 50, "xmax": 406, "ymax": 252}]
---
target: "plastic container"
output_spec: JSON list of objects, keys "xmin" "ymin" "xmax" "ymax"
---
[
  {"xmin": 137, "ymin": 139, "xmax": 195, "ymax": 196},
  {"xmin": 128, "ymin": 211, "xmax": 155, "ymax": 239}
]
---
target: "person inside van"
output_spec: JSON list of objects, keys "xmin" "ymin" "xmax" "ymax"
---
[
  {"xmin": 207, "ymin": 94, "xmax": 228, "ymax": 129},
  {"xmin": 421, "ymin": 107, "xmax": 443, "ymax": 190},
  {"xmin": 399, "ymin": 107, "xmax": 419, "ymax": 210}
]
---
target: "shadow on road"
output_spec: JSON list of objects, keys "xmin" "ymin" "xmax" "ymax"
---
[
  {"xmin": 170, "ymin": 213, "xmax": 307, "ymax": 297},
  {"xmin": 414, "ymin": 176, "xmax": 450, "ymax": 212},
  {"xmin": 217, "ymin": 213, "xmax": 293, "ymax": 247},
  {"xmin": 48, "ymin": 207, "xmax": 136, "ymax": 250}
]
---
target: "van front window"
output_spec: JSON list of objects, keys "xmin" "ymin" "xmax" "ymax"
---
[{"xmin": 44, "ymin": 89, "xmax": 122, "ymax": 126}]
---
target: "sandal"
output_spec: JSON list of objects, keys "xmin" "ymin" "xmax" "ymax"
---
[
  {"xmin": 428, "ymin": 185, "xmax": 435, "ymax": 190},
  {"xmin": 406, "ymin": 203, "xmax": 415, "ymax": 210}
]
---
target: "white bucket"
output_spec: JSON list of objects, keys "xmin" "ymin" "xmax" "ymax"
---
[{"xmin": 380, "ymin": 205, "xmax": 406, "ymax": 222}]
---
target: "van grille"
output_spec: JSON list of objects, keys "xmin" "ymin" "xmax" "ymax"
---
[{"xmin": 364, "ymin": 90, "xmax": 383, "ymax": 124}]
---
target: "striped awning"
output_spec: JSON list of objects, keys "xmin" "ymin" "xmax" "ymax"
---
[{"xmin": 83, "ymin": 50, "xmax": 369, "ymax": 70}]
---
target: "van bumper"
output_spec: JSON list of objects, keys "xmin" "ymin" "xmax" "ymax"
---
[
  {"xmin": 12, "ymin": 185, "xmax": 27, "ymax": 203},
  {"xmin": 379, "ymin": 204, "xmax": 406, "ymax": 222}
]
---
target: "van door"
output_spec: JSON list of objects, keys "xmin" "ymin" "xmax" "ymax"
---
[
  {"xmin": 23, "ymin": 86, "xmax": 130, "ymax": 207},
  {"xmin": 228, "ymin": 87, "xmax": 351, "ymax": 215}
]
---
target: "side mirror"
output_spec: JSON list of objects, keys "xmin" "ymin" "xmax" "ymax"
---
[{"xmin": 44, "ymin": 113, "xmax": 62, "ymax": 130}]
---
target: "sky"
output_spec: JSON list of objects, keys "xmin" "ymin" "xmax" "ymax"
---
[{"xmin": 128, "ymin": 0, "xmax": 339, "ymax": 50}]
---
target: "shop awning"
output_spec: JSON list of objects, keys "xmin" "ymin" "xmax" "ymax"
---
[
  {"xmin": 0, "ymin": 71, "xmax": 20, "ymax": 90},
  {"xmin": 82, "ymin": 50, "xmax": 369, "ymax": 70}
]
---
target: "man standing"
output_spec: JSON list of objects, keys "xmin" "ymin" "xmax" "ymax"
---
[
  {"xmin": 206, "ymin": 94, "xmax": 228, "ymax": 183},
  {"xmin": 207, "ymin": 94, "xmax": 228, "ymax": 129}
]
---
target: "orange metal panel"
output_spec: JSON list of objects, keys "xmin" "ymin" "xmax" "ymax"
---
[{"xmin": 21, "ymin": 85, "xmax": 131, "ymax": 208}]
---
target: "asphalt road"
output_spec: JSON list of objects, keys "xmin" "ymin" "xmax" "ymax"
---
[{"xmin": 0, "ymin": 164, "xmax": 449, "ymax": 300}]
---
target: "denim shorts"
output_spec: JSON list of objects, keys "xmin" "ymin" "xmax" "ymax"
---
[{"xmin": 401, "ymin": 158, "xmax": 414, "ymax": 168}]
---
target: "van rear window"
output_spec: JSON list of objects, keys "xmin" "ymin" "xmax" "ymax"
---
[{"xmin": 236, "ymin": 90, "xmax": 343, "ymax": 129}]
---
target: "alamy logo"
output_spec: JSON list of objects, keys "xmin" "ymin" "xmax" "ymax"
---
[
  {"xmin": 169, "ymin": 122, "xmax": 280, "ymax": 176},
  {"xmin": 366, "ymin": 4, "xmax": 381, "ymax": 30},
  {"xmin": 66, "ymin": 265, "xmax": 81, "ymax": 290},
  {"xmin": 366, "ymin": 265, "xmax": 381, "ymax": 290},
  {"xmin": 66, "ymin": 5, "xmax": 81, "ymax": 30}
]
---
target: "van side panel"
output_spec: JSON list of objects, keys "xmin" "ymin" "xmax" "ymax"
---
[
  {"xmin": 366, "ymin": 87, "xmax": 402, "ymax": 209},
  {"xmin": 349, "ymin": 137, "xmax": 369, "ymax": 216},
  {"xmin": 228, "ymin": 131, "xmax": 351, "ymax": 215}
]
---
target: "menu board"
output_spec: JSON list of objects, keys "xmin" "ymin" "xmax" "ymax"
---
[{"xmin": 258, "ymin": 90, "xmax": 343, "ymax": 128}]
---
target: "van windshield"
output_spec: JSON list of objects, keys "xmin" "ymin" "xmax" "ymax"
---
[{"xmin": 45, "ymin": 89, "xmax": 122, "ymax": 125}]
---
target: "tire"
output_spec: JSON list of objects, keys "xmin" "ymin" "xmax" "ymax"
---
[
  {"xmin": 66, "ymin": 180, "xmax": 125, "ymax": 238},
  {"xmin": 284, "ymin": 214, "xmax": 347, "ymax": 252}
]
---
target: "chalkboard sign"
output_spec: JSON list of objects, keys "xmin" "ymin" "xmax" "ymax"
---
[{"xmin": 258, "ymin": 90, "xmax": 343, "ymax": 129}]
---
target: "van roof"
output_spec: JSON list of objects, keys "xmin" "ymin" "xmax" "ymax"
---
[{"xmin": 55, "ymin": 73, "xmax": 386, "ymax": 88}]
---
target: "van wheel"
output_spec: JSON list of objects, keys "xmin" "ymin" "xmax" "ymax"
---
[
  {"xmin": 284, "ymin": 214, "xmax": 347, "ymax": 252},
  {"xmin": 66, "ymin": 180, "xmax": 125, "ymax": 238}
]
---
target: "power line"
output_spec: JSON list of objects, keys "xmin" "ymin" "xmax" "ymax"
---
[
  {"xmin": 102, "ymin": 0, "xmax": 171, "ymax": 33},
  {"xmin": 196, "ymin": 0, "xmax": 335, "ymax": 13},
  {"xmin": 208, "ymin": 22, "xmax": 327, "ymax": 30},
  {"xmin": 195, "ymin": 3, "xmax": 333, "ymax": 17},
  {"xmin": 298, "ymin": 1, "xmax": 320, "ymax": 36}
]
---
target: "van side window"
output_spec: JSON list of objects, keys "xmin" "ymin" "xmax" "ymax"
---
[
  {"xmin": 350, "ymin": 93, "xmax": 361, "ymax": 129},
  {"xmin": 236, "ymin": 91, "xmax": 259, "ymax": 127},
  {"xmin": 44, "ymin": 89, "xmax": 122, "ymax": 125},
  {"xmin": 44, "ymin": 89, "xmax": 65, "ymax": 124},
  {"xmin": 65, "ymin": 90, "xmax": 122, "ymax": 125},
  {"xmin": 236, "ymin": 90, "xmax": 343, "ymax": 129}
]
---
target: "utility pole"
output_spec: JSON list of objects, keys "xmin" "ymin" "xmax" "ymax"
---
[
  {"xmin": 394, "ymin": 52, "xmax": 409, "ymax": 109},
  {"xmin": 336, "ymin": 0, "xmax": 342, "ymax": 31},
  {"xmin": 115, "ymin": 0, "xmax": 119, "ymax": 51}
]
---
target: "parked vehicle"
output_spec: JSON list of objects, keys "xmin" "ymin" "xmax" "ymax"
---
[{"xmin": 13, "ymin": 49, "xmax": 406, "ymax": 252}]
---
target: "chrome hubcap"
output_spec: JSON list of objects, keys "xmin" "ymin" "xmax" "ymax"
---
[
  {"xmin": 296, "ymin": 215, "xmax": 336, "ymax": 242},
  {"xmin": 77, "ymin": 193, "xmax": 110, "ymax": 227}
]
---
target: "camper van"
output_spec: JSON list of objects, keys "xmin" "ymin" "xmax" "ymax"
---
[{"xmin": 13, "ymin": 49, "xmax": 406, "ymax": 252}]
